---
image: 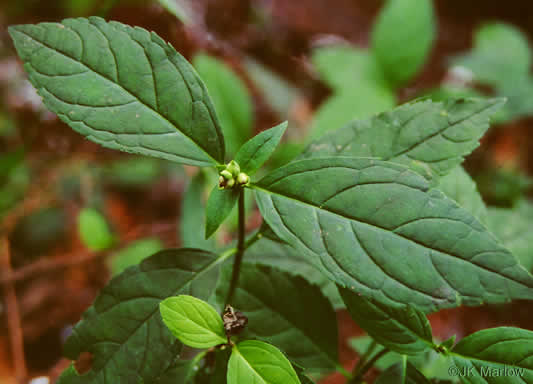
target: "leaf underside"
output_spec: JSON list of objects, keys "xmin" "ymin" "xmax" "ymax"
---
[
  {"xmin": 57, "ymin": 248, "xmax": 220, "ymax": 383},
  {"xmin": 9, "ymin": 17, "xmax": 224, "ymax": 167},
  {"xmin": 254, "ymin": 157, "xmax": 533, "ymax": 313}
]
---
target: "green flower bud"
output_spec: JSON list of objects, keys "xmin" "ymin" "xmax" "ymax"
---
[
  {"xmin": 220, "ymin": 170, "xmax": 233, "ymax": 180},
  {"xmin": 236, "ymin": 172, "xmax": 250, "ymax": 186},
  {"xmin": 218, "ymin": 175, "xmax": 226, "ymax": 189},
  {"xmin": 226, "ymin": 178, "xmax": 235, "ymax": 188},
  {"xmin": 226, "ymin": 160, "xmax": 240, "ymax": 177}
]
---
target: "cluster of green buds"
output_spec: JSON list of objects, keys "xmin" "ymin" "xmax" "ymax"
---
[{"xmin": 218, "ymin": 160, "xmax": 250, "ymax": 189}]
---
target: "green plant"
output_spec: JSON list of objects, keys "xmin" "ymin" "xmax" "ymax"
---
[{"xmin": 9, "ymin": 16, "xmax": 533, "ymax": 384}]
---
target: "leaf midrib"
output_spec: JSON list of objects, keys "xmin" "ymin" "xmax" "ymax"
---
[
  {"xmin": 250, "ymin": 184, "xmax": 533, "ymax": 291},
  {"xmin": 12, "ymin": 26, "xmax": 220, "ymax": 166}
]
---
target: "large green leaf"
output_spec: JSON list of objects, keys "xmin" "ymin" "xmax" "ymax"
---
[
  {"xmin": 58, "ymin": 248, "xmax": 225, "ymax": 383},
  {"xmin": 375, "ymin": 360, "xmax": 431, "ymax": 384},
  {"xmin": 303, "ymin": 98, "xmax": 504, "ymax": 178},
  {"xmin": 245, "ymin": 229, "xmax": 344, "ymax": 309},
  {"xmin": 9, "ymin": 17, "xmax": 224, "ymax": 167},
  {"xmin": 252, "ymin": 157, "xmax": 533, "ymax": 313},
  {"xmin": 451, "ymin": 327, "xmax": 533, "ymax": 383},
  {"xmin": 339, "ymin": 287, "xmax": 435, "ymax": 355},
  {"xmin": 217, "ymin": 264, "xmax": 338, "ymax": 372},
  {"xmin": 438, "ymin": 166, "xmax": 488, "ymax": 224},
  {"xmin": 372, "ymin": 0, "xmax": 435, "ymax": 88},
  {"xmin": 227, "ymin": 340, "xmax": 301, "ymax": 384},
  {"xmin": 487, "ymin": 202, "xmax": 533, "ymax": 271},
  {"xmin": 453, "ymin": 23, "xmax": 531, "ymax": 88},
  {"xmin": 160, "ymin": 295, "xmax": 227, "ymax": 348},
  {"xmin": 194, "ymin": 54, "xmax": 253, "ymax": 156}
]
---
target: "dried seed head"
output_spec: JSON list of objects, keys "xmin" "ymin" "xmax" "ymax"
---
[{"xmin": 222, "ymin": 305, "xmax": 248, "ymax": 337}]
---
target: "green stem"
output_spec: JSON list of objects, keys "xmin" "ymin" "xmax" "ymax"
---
[
  {"xmin": 351, "ymin": 340, "xmax": 377, "ymax": 378},
  {"xmin": 348, "ymin": 348, "xmax": 390, "ymax": 384},
  {"xmin": 225, "ymin": 188, "xmax": 246, "ymax": 306}
]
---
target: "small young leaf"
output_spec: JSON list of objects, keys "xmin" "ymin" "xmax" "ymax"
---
[
  {"xmin": 234, "ymin": 121, "xmax": 287, "ymax": 175},
  {"xmin": 194, "ymin": 54, "xmax": 253, "ymax": 156},
  {"xmin": 205, "ymin": 186, "xmax": 240, "ymax": 239},
  {"xmin": 228, "ymin": 340, "xmax": 301, "ymax": 384},
  {"xmin": 375, "ymin": 360, "xmax": 431, "ymax": 384},
  {"xmin": 77, "ymin": 208, "xmax": 114, "ymax": 251},
  {"xmin": 60, "ymin": 248, "xmax": 222, "ymax": 384},
  {"xmin": 438, "ymin": 166, "xmax": 488, "ymax": 224},
  {"xmin": 303, "ymin": 98, "xmax": 505, "ymax": 178},
  {"xmin": 9, "ymin": 17, "xmax": 225, "ymax": 167},
  {"xmin": 339, "ymin": 287, "xmax": 435, "ymax": 355},
  {"xmin": 217, "ymin": 264, "xmax": 339, "ymax": 372},
  {"xmin": 160, "ymin": 295, "xmax": 227, "ymax": 349},
  {"xmin": 451, "ymin": 327, "xmax": 533, "ymax": 382},
  {"xmin": 372, "ymin": 0, "xmax": 435, "ymax": 88},
  {"xmin": 253, "ymin": 157, "xmax": 533, "ymax": 313}
]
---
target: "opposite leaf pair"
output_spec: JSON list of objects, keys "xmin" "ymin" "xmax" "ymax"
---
[{"xmin": 160, "ymin": 295, "xmax": 303, "ymax": 384}]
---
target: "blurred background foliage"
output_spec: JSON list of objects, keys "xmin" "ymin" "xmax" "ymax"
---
[{"xmin": 2, "ymin": 0, "xmax": 533, "ymax": 383}]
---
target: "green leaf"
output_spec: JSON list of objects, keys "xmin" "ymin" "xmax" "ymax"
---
[
  {"xmin": 235, "ymin": 121, "xmax": 287, "ymax": 175},
  {"xmin": 376, "ymin": 360, "xmax": 431, "ymax": 384},
  {"xmin": 252, "ymin": 157, "xmax": 533, "ymax": 313},
  {"xmin": 205, "ymin": 186, "xmax": 240, "ymax": 239},
  {"xmin": 108, "ymin": 237, "xmax": 164, "ymax": 276},
  {"xmin": 245, "ymin": 229, "xmax": 344, "ymax": 309},
  {"xmin": 309, "ymin": 87, "xmax": 396, "ymax": 141},
  {"xmin": 227, "ymin": 340, "xmax": 301, "ymax": 384},
  {"xmin": 487, "ymin": 202, "xmax": 533, "ymax": 271},
  {"xmin": 157, "ymin": 354, "xmax": 204, "ymax": 384},
  {"xmin": 181, "ymin": 172, "xmax": 217, "ymax": 250},
  {"xmin": 9, "ymin": 17, "xmax": 225, "ymax": 167},
  {"xmin": 451, "ymin": 327, "xmax": 533, "ymax": 383},
  {"xmin": 217, "ymin": 264, "xmax": 338, "ymax": 372},
  {"xmin": 438, "ymin": 166, "xmax": 488, "ymax": 224},
  {"xmin": 372, "ymin": 0, "xmax": 435, "ymax": 88},
  {"xmin": 194, "ymin": 53, "xmax": 253, "ymax": 156},
  {"xmin": 453, "ymin": 23, "xmax": 531, "ymax": 88},
  {"xmin": 160, "ymin": 295, "xmax": 227, "ymax": 348},
  {"xmin": 77, "ymin": 208, "xmax": 114, "ymax": 251},
  {"xmin": 311, "ymin": 45, "xmax": 391, "ymax": 93},
  {"xmin": 59, "ymin": 248, "xmax": 224, "ymax": 383},
  {"xmin": 339, "ymin": 287, "xmax": 435, "ymax": 355},
  {"xmin": 303, "ymin": 98, "xmax": 505, "ymax": 178}
]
